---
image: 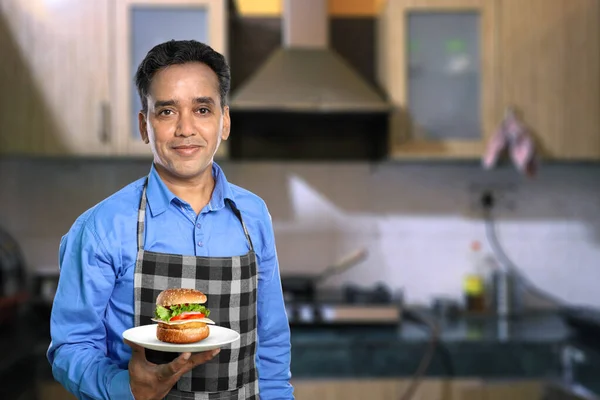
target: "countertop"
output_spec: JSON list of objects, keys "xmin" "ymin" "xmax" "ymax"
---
[
  {"xmin": 289, "ymin": 310, "xmax": 572, "ymax": 379},
  {"xmin": 2, "ymin": 305, "xmax": 599, "ymax": 398},
  {"xmin": 292, "ymin": 313, "xmax": 571, "ymax": 378}
]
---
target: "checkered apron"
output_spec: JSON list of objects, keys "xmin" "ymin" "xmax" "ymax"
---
[{"xmin": 133, "ymin": 181, "xmax": 259, "ymax": 400}]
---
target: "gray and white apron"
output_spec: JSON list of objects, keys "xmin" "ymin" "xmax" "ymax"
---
[{"xmin": 133, "ymin": 179, "xmax": 259, "ymax": 400}]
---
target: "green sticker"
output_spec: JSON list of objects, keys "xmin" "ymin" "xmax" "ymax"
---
[
  {"xmin": 409, "ymin": 40, "xmax": 419, "ymax": 53},
  {"xmin": 446, "ymin": 39, "xmax": 465, "ymax": 53}
]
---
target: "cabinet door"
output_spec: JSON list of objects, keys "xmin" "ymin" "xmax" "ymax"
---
[
  {"xmin": 292, "ymin": 378, "xmax": 444, "ymax": 400},
  {"xmin": 292, "ymin": 378, "xmax": 488, "ymax": 400},
  {"xmin": 498, "ymin": 0, "xmax": 600, "ymax": 160},
  {"xmin": 112, "ymin": 0, "xmax": 228, "ymax": 159},
  {"xmin": 378, "ymin": 0, "xmax": 498, "ymax": 159},
  {"xmin": 482, "ymin": 380, "xmax": 543, "ymax": 400},
  {"xmin": 0, "ymin": 0, "xmax": 112, "ymax": 156}
]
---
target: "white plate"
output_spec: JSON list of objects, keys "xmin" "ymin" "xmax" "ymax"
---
[{"xmin": 122, "ymin": 324, "xmax": 240, "ymax": 353}]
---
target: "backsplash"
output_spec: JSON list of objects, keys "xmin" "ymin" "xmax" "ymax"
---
[{"xmin": 1, "ymin": 157, "xmax": 598, "ymax": 307}]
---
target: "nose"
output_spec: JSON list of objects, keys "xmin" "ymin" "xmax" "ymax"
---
[{"xmin": 175, "ymin": 111, "xmax": 196, "ymax": 137}]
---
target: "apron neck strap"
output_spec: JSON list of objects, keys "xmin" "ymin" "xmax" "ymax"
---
[
  {"xmin": 137, "ymin": 179, "xmax": 254, "ymax": 252},
  {"xmin": 137, "ymin": 180, "xmax": 149, "ymax": 251},
  {"xmin": 225, "ymin": 198, "xmax": 254, "ymax": 251}
]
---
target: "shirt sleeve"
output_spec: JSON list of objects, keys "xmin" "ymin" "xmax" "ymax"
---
[
  {"xmin": 47, "ymin": 218, "xmax": 134, "ymax": 400},
  {"xmin": 256, "ymin": 205, "xmax": 295, "ymax": 400}
]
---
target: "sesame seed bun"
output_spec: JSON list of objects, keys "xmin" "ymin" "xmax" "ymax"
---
[{"xmin": 156, "ymin": 288, "xmax": 207, "ymax": 307}]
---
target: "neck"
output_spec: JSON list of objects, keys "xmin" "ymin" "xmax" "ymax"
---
[{"xmin": 154, "ymin": 163, "xmax": 215, "ymax": 214}]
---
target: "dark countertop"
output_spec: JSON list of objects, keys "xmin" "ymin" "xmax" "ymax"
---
[
  {"xmin": 289, "ymin": 310, "xmax": 574, "ymax": 380},
  {"xmin": 2, "ymin": 305, "xmax": 599, "ymax": 397},
  {"xmin": 566, "ymin": 335, "xmax": 600, "ymax": 396}
]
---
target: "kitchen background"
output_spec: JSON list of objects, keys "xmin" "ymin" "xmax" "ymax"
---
[{"xmin": 1, "ymin": 0, "xmax": 600, "ymax": 399}]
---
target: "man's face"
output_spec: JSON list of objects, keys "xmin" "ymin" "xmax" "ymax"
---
[{"xmin": 139, "ymin": 62, "xmax": 230, "ymax": 181}]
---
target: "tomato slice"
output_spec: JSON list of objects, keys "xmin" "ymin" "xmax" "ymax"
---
[
  {"xmin": 184, "ymin": 313, "xmax": 205, "ymax": 319},
  {"xmin": 170, "ymin": 312, "xmax": 205, "ymax": 321}
]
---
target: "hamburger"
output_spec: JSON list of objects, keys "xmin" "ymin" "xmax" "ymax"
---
[{"xmin": 151, "ymin": 288, "xmax": 215, "ymax": 344}]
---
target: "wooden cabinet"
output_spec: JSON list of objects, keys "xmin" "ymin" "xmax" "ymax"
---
[
  {"xmin": 292, "ymin": 378, "xmax": 544, "ymax": 400},
  {"xmin": 35, "ymin": 378, "xmax": 549, "ymax": 400},
  {"xmin": 377, "ymin": 0, "xmax": 499, "ymax": 160},
  {"xmin": 292, "ymin": 378, "xmax": 462, "ymax": 400},
  {"xmin": 0, "ymin": 0, "xmax": 229, "ymax": 159},
  {"xmin": 378, "ymin": 0, "xmax": 600, "ymax": 161},
  {"xmin": 0, "ymin": 0, "xmax": 112, "ymax": 156},
  {"xmin": 497, "ymin": 0, "xmax": 600, "ymax": 160}
]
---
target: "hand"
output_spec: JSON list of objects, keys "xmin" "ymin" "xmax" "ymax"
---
[{"xmin": 125, "ymin": 339, "xmax": 220, "ymax": 400}]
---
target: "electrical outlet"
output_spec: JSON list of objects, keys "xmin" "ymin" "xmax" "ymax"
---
[{"xmin": 468, "ymin": 182, "xmax": 518, "ymax": 212}]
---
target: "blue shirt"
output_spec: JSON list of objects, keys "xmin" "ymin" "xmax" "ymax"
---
[{"xmin": 47, "ymin": 162, "xmax": 294, "ymax": 400}]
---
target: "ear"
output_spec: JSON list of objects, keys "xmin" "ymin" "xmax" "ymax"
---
[
  {"xmin": 221, "ymin": 105, "xmax": 230, "ymax": 141},
  {"xmin": 138, "ymin": 111, "xmax": 149, "ymax": 144}
]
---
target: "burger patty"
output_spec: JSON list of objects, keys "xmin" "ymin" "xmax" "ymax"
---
[{"xmin": 158, "ymin": 321, "xmax": 207, "ymax": 330}]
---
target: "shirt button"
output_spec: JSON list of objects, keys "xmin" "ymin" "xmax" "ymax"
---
[
  {"xmin": 196, "ymin": 223, "xmax": 201, "ymax": 228},
  {"xmin": 197, "ymin": 241, "xmax": 203, "ymax": 247}
]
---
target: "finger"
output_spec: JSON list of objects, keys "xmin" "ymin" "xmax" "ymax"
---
[
  {"xmin": 157, "ymin": 352, "xmax": 192, "ymax": 381},
  {"xmin": 169, "ymin": 349, "xmax": 220, "ymax": 380},
  {"xmin": 159, "ymin": 348, "xmax": 221, "ymax": 382},
  {"xmin": 186, "ymin": 349, "xmax": 221, "ymax": 368}
]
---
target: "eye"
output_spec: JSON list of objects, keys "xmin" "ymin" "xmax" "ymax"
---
[
  {"xmin": 159, "ymin": 109, "xmax": 173, "ymax": 116},
  {"xmin": 197, "ymin": 107, "xmax": 210, "ymax": 115}
]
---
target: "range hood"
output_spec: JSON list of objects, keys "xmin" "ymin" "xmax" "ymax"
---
[{"xmin": 229, "ymin": 0, "xmax": 390, "ymax": 113}]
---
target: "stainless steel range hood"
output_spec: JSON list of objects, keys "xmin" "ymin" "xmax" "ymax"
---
[{"xmin": 229, "ymin": 0, "xmax": 390, "ymax": 113}]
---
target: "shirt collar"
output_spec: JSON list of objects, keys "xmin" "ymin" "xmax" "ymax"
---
[
  {"xmin": 146, "ymin": 162, "xmax": 236, "ymax": 217},
  {"xmin": 208, "ymin": 161, "xmax": 236, "ymax": 211}
]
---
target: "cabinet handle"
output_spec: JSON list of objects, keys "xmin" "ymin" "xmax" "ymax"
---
[{"xmin": 99, "ymin": 102, "xmax": 110, "ymax": 144}]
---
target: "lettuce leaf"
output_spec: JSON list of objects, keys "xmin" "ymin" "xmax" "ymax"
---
[
  {"xmin": 154, "ymin": 303, "xmax": 211, "ymax": 322},
  {"xmin": 155, "ymin": 305, "xmax": 171, "ymax": 321}
]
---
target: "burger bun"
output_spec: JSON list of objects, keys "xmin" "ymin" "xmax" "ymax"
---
[
  {"xmin": 156, "ymin": 321, "xmax": 210, "ymax": 344},
  {"xmin": 156, "ymin": 288, "xmax": 207, "ymax": 307}
]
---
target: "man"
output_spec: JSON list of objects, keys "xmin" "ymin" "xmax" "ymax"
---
[{"xmin": 47, "ymin": 39, "xmax": 294, "ymax": 400}]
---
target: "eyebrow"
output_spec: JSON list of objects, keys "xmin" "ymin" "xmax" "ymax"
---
[
  {"xmin": 153, "ymin": 97, "xmax": 216, "ymax": 109},
  {"xmin": 154, "ymin": 99, "xmax": 177, "ymax": 109},
  {"xmin": 194, "ymin": 97, "xmax": 216, "ymax": 106}
]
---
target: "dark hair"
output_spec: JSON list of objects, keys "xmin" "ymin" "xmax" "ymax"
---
[{"xmin": 134, "ymin": 39, "xmax": 230, "ymax": 113}]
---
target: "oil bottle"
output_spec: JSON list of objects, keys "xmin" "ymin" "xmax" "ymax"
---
[{"xmin": 463, "ymin": 241, "xmax": 487, "ymax": 313}]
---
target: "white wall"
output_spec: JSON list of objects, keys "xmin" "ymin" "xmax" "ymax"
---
[{"xmin": 1, "ymin": 158, "xmax": 598, "ymax": 307}]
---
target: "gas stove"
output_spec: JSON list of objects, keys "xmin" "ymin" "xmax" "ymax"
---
[
  {"xmin": 280, "ymin": 249, "xmax": 402, "ymax": 327},
  {"xmin": 283, "ymin": 283, "xmax": 403, "ymax": 327}
]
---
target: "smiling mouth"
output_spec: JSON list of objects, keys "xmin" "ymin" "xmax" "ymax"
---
[{"xmin": 172, "ymin": 145, "xmax": 203, "ymax": 156}]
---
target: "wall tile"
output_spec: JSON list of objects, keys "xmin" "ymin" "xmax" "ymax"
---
[{"xmin": 0, "ymin": 158, "xmax": 598, "ymax": 308}]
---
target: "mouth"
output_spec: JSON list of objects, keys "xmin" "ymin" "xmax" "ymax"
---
[{"xmin": 172, "ymin": 145, "xmax": 203, "ymax": 156}]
